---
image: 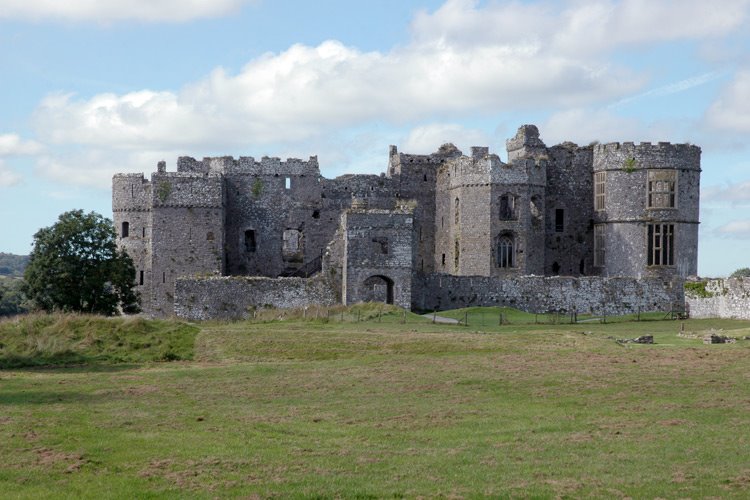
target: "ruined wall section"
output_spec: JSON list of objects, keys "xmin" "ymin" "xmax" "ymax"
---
[
  {"xmin": 342, "ymin": 208, "xmax": 414, "ymax": 309},
  {"xmin": 593, "ymin": 142, "xmax": 700, "ymax": 279},
  {"xmin": 113, "ymin": 173, "xmax": 153, "ymax": 307},
  {"xmin": 414, "ymin": 274, "xmax": 683, "ymax": 316},
  {"xmin": 174, "ymin": 275, "xmax": 336, "ymax": 321},
  {"xmin": 388, "ymin": 144, "xmax": 461, "ymax": 274},
  {"xmin": 686, "ymin": 278, "xmax": 750, "ymax": 319},
  {"xmin": 545, "ymin": 144, "xmax": 595, "ymax": 276},
  {"xmin": 148, "ymin": 171, "xmax": 225, "ymax": 316}
]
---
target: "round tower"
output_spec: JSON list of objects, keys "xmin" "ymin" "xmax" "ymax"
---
[{"xmin": 592, "ymin": 142, "xmax": 701, "ymax": 278}]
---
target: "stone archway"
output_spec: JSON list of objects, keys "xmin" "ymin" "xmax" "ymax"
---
[{"xmin": 362, "ymin": 275, "xmax": 395, "ymax": 305}]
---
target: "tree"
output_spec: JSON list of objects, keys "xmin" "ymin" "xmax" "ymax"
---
[
  {"xmin": 0, "ymin": 277, "xmax": 28, "ymax": 316},
  {"xmin": 24, "ymin": 210, "xmax": 139, "ymax": 315},
  {"xmin": 730, "ymin": 267, "xmax": 750, "ymax": 278}
]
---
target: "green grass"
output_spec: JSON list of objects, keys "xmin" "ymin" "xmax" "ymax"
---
[
  {"xmin": 0, "ymin": 313, "xmax": 198, "ymax": 367},
  {"xmin": 1, "ymin": 308, "xmax": 750, "ymax": 498}
]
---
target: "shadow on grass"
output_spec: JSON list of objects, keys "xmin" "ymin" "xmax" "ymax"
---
[{"xmin": 0, "ymin": 389, "xmax": 108, "ymax": 405}]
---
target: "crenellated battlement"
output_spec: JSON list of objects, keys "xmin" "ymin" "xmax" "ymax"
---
[
  {"xmin": 593, "ymin": 141, "xmax": 701, "ymax": 170},
  {"xmin": 176, "ymin": 155, "xmax": 321, "ymax": 176}
]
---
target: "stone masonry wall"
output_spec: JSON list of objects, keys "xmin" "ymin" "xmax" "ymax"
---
[
  {"xmin": 174, "ymin": 275, "xmax": 337, "ymax": 321},
  {"xmin": 686, "ymin": 278, "xmax": 750, "ymax": 319},
  {"xmin": 413, "ymin": 274, "xmax": 683, "ymax": 316}
]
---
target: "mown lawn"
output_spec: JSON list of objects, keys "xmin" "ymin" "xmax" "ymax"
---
[{"xmin": 1, "ymin": 308, "xmax": 750, "ymax": 498}]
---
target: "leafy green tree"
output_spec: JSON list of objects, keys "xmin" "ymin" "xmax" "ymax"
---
[
  {"xmin": 24, "ymin": 210, "xmax": 139, "ymax": 315},
  {"xmin": 729, "ymin": 267, "xmax": 750, "ymax": 278},
  {"xmin": 0, "ymin": 278, "xmax": 28, "ymax": 316}
]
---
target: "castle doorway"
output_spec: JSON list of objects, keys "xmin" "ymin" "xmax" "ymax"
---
[{"xmin": 362, "ymin": 275, "xmax": 394, "ymax": 305}]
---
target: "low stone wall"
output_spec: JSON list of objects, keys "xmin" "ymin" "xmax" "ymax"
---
[
  {"xmin": 686, "ymin": 278, "xmax": 750, "ymax": 319},
  {"xmin": 174, "ymin": 275, "xmax": 336, "ymax": 320},
  {"xmin": 413, "ymin": 274, "xmax": 683, "ymax": 316}
]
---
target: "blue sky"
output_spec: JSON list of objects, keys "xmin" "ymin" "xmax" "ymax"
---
[{"xmin": 1, "ymin": 0, "xmax": 749, "ymax": 277}]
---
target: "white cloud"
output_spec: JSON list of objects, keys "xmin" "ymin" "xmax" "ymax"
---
[
  {"xmin": 0, "ymin": 0, "xmax": 255, "ymax": 23},
  {"xmin": 401, "ymin": 123, "xmax": 492, "ymax": 155},
  {"xmin": 0, "ymin": 161, "xmax": 22, "ymax": 187},
  {"xmin": 717, "ymin": 220, "xmax": 750, "ymax": 238},
  {"xmin": 706, "ymin": 70, "xmax": 750, "ymax": 133},
  {"xmin": 702, "ymin": 180, "xmax": 750, "ymax": 204},
  {"xmin": 412, "ymin": 0, "xmax": 750, "ymax": 55},
  {"xmin": 0, "ymin": 134, "xmax": 44, "ymax": 156}
]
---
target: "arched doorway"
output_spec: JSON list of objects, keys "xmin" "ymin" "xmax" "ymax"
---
[{"xmin": 362, "ymin": 275, "xmax": 395, "ymax": 305}]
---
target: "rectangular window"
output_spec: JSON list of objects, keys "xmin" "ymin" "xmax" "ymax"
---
[
  {"xmin": 648, "ymin": 170, "xmax": 676, "ymax": 208},
  {"xmin": 555, "ymin": 209, "xmax": 564, "ymax": 232},
  {"xmin": 244, "ymin": 230, "xmax": 257, "ymax": 252},
  {"xmin": 594, "ymin": 225, "xmax": 605, "ymax": 267},
  {"xmin": 594, "ymin": 171, "xmax": 606, "ymax": 211},
  {"xmin": 372, "ymin": 237, "xmax": 389, "ymax": 254},
  {"xmin": 139, "ymin": 270, "xmax": 144, "ymax": 286},
  {"xmin": 647, "ymin": 223, "xmax": 674, "ymax": 266},
  {"xmin": 499, "ymin": 194, "xmax": 516, "ymax": 220},
  {"xmin": 285, "ymin": 177, "xmax": 291, "ymax": 189}
]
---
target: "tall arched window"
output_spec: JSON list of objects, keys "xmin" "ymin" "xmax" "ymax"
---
[
  {"xmin": 497, "ymin": 234, "xmax": 514, "ymax": 268},
  {"xmin": 121, "ymin": 221, "xmax": 129, "ymax": 238},
  {"xmin": 454, "ymin": 197, "xmax": 460, "ymax": 224}
]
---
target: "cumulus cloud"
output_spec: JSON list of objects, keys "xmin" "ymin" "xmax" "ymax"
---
[
  {"xmin": 0, "ymin": 161, "xmax": 22, "ymax": 187},
  {"xmin": 0, "ymin": 0, "xmax": 255, "ymax": 23},
  {"xmin": 401, "ymin": 123, "xmax": 492, "ymax": 154},
  {"xmin": 24, "ymin": 0, "xmax": 750, "ymax": 187},
  {"xmin": 0, "ymin": 134, "xmax": 44, "ymax": 156},
  {"xmin": 716, "ymin": 220, "xmax": 750, "ymax": 238},
  {"xmin": 702, "ymin": 180, "xmax": 750, "ymax": 204},
  {"xmin": 706, "ymin": 70, "xmax": 750, "ymax": 133},
  {"xmin": 412, "ymin": 0, "xmax": 750, "ymax": 55}
]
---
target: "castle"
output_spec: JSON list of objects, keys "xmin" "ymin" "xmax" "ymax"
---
[{"xmin": 112, "ymin": 125, "xmax": 700, "ymax": 319}]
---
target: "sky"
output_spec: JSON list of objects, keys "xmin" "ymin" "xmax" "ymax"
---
[{"xmin": 1, "ymin": 0, "xmax": 749, "ymax": 277}]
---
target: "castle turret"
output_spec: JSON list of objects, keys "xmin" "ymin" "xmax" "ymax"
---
[{"xmin": 592, "ymin": 142, "xmax": 701, "ymax": 279}]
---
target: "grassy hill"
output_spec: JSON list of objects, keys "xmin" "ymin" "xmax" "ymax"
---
[{"xmin": 1, "ymin": 307, "xmax": 749, "ymax": 497}]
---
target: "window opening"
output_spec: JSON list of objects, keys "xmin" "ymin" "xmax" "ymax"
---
[
  {"xmin": 244, "ymin": 230, "xmax": 257, "ymax": 252},
  {"xmin": 594, "ymin": 224, "xmax": 605, "ymax": 267},
  {"xmin": 594, "ymin": 171, "xmax": 606, "ymax": 210},
  {"xmin": 555, "ymin": 209, "xmax": 564, "ymax": 232},
  {"xmin": 372, "ymin": 237, "xmax": 389, "ymax": 255},
  {"xmin": 454, "ymin": 198, "xmax": 460, "ymax": 224},
  {"xmin": 499, "ymin": 194, "xmax": 517, "ymax": 220},
  {"xmin": 285, "ymin": 177, "xmax": 291, "ymax": 189},
  {"xmin": 648, "ymin": 170, "xmax": 676, "ymax": 208},
  {"xmin": 454, "ymin": 240, "xmax": 460, "ymax": 269},
  {"xmin": 121, "ymin": 221, "xmax": 129, "ymax": 238},
  {"xmin": 442, "ymin": 254, "xmax": 446, "ymax": 266},
  {"xmin": 552, "ymin": 262, "xmax": 560, "ymax": 274},
  {"xmin": 647, "ymin": 223, "xmax": 674, "ymax": 266},
  {"xmin": 139, "ymin": 270, "xmax": 144, "ymax": 286},
  {"xmin": 206, "ymin": 231, "xmax": 214, "ymax": 241},
  {"xmin": 497, "ymin": 235, "xmax": 514, "ymax": 268}
]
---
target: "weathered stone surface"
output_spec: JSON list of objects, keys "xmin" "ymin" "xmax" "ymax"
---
[
  {"xmin": 113, "ymin": 124, "xmax": 700, "ymax": 319},
  {"xmin": 687, "ymin": 278, "xmax": 750, "ymax": 319}
]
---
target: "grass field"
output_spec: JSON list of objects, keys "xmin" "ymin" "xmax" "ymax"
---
[{"xmin": 1, "ymin": 306, "xmax": 750, "ymax": 498}]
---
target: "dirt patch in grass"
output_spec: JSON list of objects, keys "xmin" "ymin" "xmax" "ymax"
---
[{"xmin": 34, "ymin": 447, "xmax": 87, "ymax": 473}]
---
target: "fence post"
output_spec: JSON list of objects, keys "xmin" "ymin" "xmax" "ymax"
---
[{"xmin": 464, "ymin": 311, "xmax": 468, "ymax": 326}]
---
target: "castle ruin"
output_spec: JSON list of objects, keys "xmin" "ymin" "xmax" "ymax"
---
[{"xmin": 112, "ymin": 125, "xmax": 700, "ymax": 319}]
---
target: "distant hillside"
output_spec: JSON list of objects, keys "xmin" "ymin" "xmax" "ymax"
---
[{"xmin": 0, "ymin": 253, "xmax": 29, "ymax": 277}]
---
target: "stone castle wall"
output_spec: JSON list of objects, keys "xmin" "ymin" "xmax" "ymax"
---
[
  {"xmin": 174, "ymin": 275, "xmax": 337, "ymax": 321},
  {"xmin": 686, "ymin": 278, "xmax": 750, "ymax": 319},
  {"xmin": 414, "ymin": 274, "xmax": 683, "ymax": 316}
]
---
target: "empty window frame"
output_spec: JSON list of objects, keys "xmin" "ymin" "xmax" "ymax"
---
[
  {"xmin": 555, "ymin": 209, "xmax": 564, "ymax": 232},
  {"xmin": 285, "ymin": 177, "xmax": 291, "ymax": 189},
  {"xmin": 647, "ymin": 170, "xmax": 676, "ymax": 208},
  {"xmin": 497, "ymin": 235, "xmax": 514, "ymax": 268},
  {"xmin": 454, "ymin": 240, "xmax": 460, "ymax": 268},
  {"xmin": 121, "ymin": 221, "xmax": 130, "ymax": 238},
  {"xmin": 647, "ymin": 223, "xmax": 674, "ymax": 266},
  {"xmin": 499, "ymin": 194, "xmax": 517, "ymax": 220},
  {"xmin": 454, "ymin": 197, "xmax": 460, "ymax": 224},
  {"xmin": 372, "ymin": 237, "xmax": 389, "ymax": 255},
  {"xmin": 244, "ymin": 229, "xmax": 257, "ymax": 252},
  {"xmin": 594, "ymin": 171, "xmax": 606, "ymax": 211},
  {"xmin": 594, "ymin": 224, "xmax": 606, "ymax": 267}
]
